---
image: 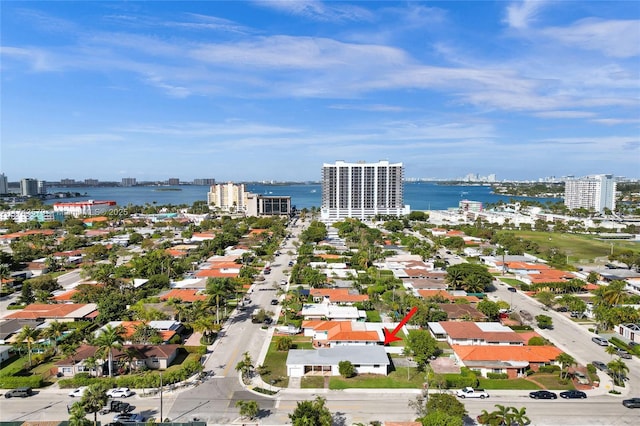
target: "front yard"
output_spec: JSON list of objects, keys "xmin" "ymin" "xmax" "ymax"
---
[
  {"xmin": 329, "ymin": 367, "xmax": 425, "ymax": 389},
  {"xmin": 260, "ymin": 335, "xmax": 313, "ymax": 388}
]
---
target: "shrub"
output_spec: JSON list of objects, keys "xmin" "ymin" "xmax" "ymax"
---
[
  {"xmin": 276, "ymin": 337, "xmax": 293, "ymax": 351},
  {"xmin": 486, "ymin": 372, "xmax": 508, "ymax": 379},
  {"xmin": 538, "ymin": 365, "xmax": 561, "ymax": 374},
  {"xmin": 587, "ymin": 364, "xmax": 596, "ymax": 375},
  {"xmin": 338, "ymin": 360, "xmax": 356, "ymax": 378},
  {"xmin": 444, "ymin": 368, "xmax": 478, "ymax": 389},
  {"xmin": 528, "ymin": 336, "xmax": 547, "ymax": 346}
]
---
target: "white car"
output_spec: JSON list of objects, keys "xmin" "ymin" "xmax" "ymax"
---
[
  {"xmin": 68, "ymin": 386, "xmax": 88, "ymax": 397},
  {"xmin": 106, "ymin": 387, "xmax": 133, "ymax": 398}
]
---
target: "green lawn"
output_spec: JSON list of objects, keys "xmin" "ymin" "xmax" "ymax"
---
[
  {"xmin": 496, "ymin": 230, "xmax": 639, "ymax": 263},
  {"xmin": 389, "ymin": 330, "xmax": 406, "ymax": 347},
  {"xmin": 530, "ymin": 374, "xmax": 576, "ymax": 390},
  {"xmin": 301, "ymin": 375, "xmax": 325, "ymax": 389},
  {"xmin": 478, "ymin": 378, "xmax": 541, "ymax": 390},
  {"xmin": 499, "ymin": 278, "xmax": 526, "ymax": 287},
  {"xmin": 259, "ymin": 336, "xmax": 311, "ymax": 388},
  {"xmin": 366, "ymin": 310, "xmax": 382, "ymax": 322},
  {"xmin": 329, "ymin": 367, "xmax": 425, "ymax": 389}
]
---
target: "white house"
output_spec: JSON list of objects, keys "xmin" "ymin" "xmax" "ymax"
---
[
  {"xmin": 299, "ymin": 303, "xmax": 366, "ymax": 321},
  {"xmin": 286, "ymin": 345, "xmax": 390, "ymax": 377}
]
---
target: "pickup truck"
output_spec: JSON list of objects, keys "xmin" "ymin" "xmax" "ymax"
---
[
  {"xmin": 99, "ymin": 400, "xmax": 135, "ymax": 415},
  {"xmin": 456, "ymin": 387, "xmax": 489, "ymax": 399}
]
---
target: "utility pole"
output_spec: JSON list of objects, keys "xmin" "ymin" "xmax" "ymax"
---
[{"xmin": 160, "ymin": 371, "xmax": 163, "ymax": 422}]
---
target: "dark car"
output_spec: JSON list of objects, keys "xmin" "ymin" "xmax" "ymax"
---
[
  {"xmin": 4, "ymin": 387, "xmax": 33, "ymax": 398},
  {"xmin": 263, "ymin": 317, "xmax": 273, "ymax": 325},
  {"xmin": 270, "ymin": 299, "xmax": 279, "ymax": 305},
  {"xmin": 556, "ymin": 306, "xmax": 568, "ymax": 312},
  {"xmin": 507, "ymin": 287, "xmax": 517, "ymax": 293},
  {"xmin": 591, "ymin": 360, "xmax": 608, "ymax": 372},
  {"xmin": 622, "ymin": 398, "xmax": 640, "ymax": 408},
  {"xmin": 288, "ymin": 261, "xmax": 294, "ymax": 267},
  {"xmin": 560, "ymin": 390, "xmax": 587, "ymax": 399},
  {"xmin": 529, "ymin": 390, "xmax": 557, "ymax": 399}
]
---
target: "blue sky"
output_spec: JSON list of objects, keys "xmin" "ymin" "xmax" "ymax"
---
[{"xmin": 1, "ymin": 1, "xmax": 639, "ymax": 182}]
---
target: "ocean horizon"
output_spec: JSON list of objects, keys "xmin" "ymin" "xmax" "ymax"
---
[{"xmin": 45, "ymin": 182, "xmax": 561, "ymax": 211}]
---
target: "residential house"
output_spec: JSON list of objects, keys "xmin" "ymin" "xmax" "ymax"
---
[
  {"xmin": 0, "ymin": 345, "xmax": 13, "ymax": 363},
  {"xmin": 160, "ymin": 289, "xmax": 208, "ymax": 303},
  {"xmin": 437, "ymin": 304, "xmax": 487, "ymax": 321},
  {"xmin": 428, "ymin": 322, "xmax": 524, "ymax": 346},
  {"xmin": 310, "ymin": 289, "xmax": 369, "ymax": 305},
  {"xmin": 0, "ymin": 319, "xmax": 44, "ymax": 344},
  {"xmin": 286, "ymin": 345, "xmax": 390, "ymax": 377},
  {"xmin": 2, "ymin": 303, "xmax": 98, "ymax": 322},
  {"xmin": 452, "ymin": 344, "xmax": 562, "ymax": 378},
  {"xmin": 616, "ymin": 323, "xmax": 640, "ymax": 344},
  {"xmin": 96, "ymin": 321, "xmax": 184, "ymax": 344},
  {"xmin": 299, "ymin": 303, "xmax": 366, "ymax": 321},
  {"xmin": 302, "ymin": 320, "xmax": 382, "ymax": 347}
]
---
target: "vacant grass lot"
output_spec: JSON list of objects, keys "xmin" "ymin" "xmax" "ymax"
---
[
  {"xmin": 329, "ymin": 367, "xmax": 424, "ymax": 389},
  {"xmin": 260, "ymin": 336, "xmax": 312, "ymax": 388},
  {"xmin": 301, "ymin": 375, "xmax": 325, "ymax": 389},
  {"xmin": 496, "ymin": 230, "xmax": 639, "ymax": 263}
]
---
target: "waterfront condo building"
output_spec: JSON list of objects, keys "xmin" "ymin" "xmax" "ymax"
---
[
  {"xmin": 20, "ymin": 178, "xmax": 39, "ymax": 196},
  {"xmin": 320, "ymin": 160, "xmax": 409, "ymax": 221},
  {"xmin": 564, "ymin": 174, "xmax": 616, "ymax": 213},
  {"xmin": 53, "ymin": 200, "xmax": 117, "ymax": 217},
  {"xmin": 207, "ymin": 183, "xmax": 247, "ymax": 213}
]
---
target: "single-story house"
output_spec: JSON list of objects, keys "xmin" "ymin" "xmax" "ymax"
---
[
  {"xmin": 299, "ymin": 303, "xmax": 366, "ymax": 321},
  {"xmin": 428, "ymin": 321, "xmax": 524, "ymax": 346},
  {"xmin": 437, "ymin": 304, "xmax": 487, "ymax": 321},
  {"xmin": 0, "ymin": 345, "xmax": 14, "ymax": 363},
  {"xmin": 2, "ymin": 303, "xmax": 98, "ymax": 322},
  {"xmin": 96, "ymin": 321, "xmax": 184, "ymax": 344},
  {"xmin": 0, "ymin": 318, "xmax": 44, "ymax": 344},
  {"xmin": 452, "ymin": 344, "xmax": 562, "ymax": 378},
  {"xmin": 286, "ymin": 345, "xmax": 390, "ymax": 377},
  {"xmin": 302, "ymin": 320, "xmax": 382, "ymax": 347},
  {"xmin": 310, "ymin": 288, "xmax": 369, "ymax": 305}
]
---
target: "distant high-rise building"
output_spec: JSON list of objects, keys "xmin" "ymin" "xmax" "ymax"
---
[
  {"xmin": 37, "ymin": 180, "xmax": 47, "ymax": 195},
  {"xmin": 207, "ymin": 183, "xmax": 247, "ymax": 212},
  {"xmin": 0, "ymin": 173, "xmax": 8, "ymax": 194},
  {"xmin": 60, "ymin": 178, "xmax": 76, "ymax": 185},
  {"xmin": 85, "ymin": 179, "xmax": 99, "ymax": 186},
  {"xmin": 20, "ymin": 178, "xmax": 39, "ymax": 196},
  {"xmin": 487, "ymin": 174, "xmax": 497, "ymax": 182},
  {"xmin": 320, "ymin": 160, "xmax": 409, "ymax": 221},
  {"xmin": 564, "ymin": 174, "xmax": 616, "ymax": 213},
  {"xmin": 168, "ymin": 178, "xmax": 180, "ymax": 186},
  {"xmin": 193, "ymin": 178, "xmax": 216, "ymax": 186},
  {"xmin": 121, "ymin": 177, "xmax": 137, "ymax": 187}
]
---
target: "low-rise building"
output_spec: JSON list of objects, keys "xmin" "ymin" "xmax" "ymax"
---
[{"xmin": 286, "ymin": 345, "xmax": 390, "ymax": 377}]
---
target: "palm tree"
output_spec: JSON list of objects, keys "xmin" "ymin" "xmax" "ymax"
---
[
  {"xmin": 83, "ymin": 356, "xmax": 98, "ymax": 377},
  {"xmin": 235, "ymin": 351, "xmax": 254, "ymax": 382},
  {"xmin": 122, "ymin": 347, "xmax": 140, "ymax": 373},
  {"xmin": 93, "ymin": 324, "xmax": 124, "ymax": 377},
  {"xmin": 207, "ymin": 278, "xmax": 233, "ymax": 324},
  {"xmin": 492, "ymin": 404, "xmax": 513, "ymax": 426},
  {"xmin": 607, "ymin": 358, "xmax": 629, "ymax": 389},
  {"xmin": 80, "ymin": 383, "xmax": 108, "ymax": 425},
  {"xmin": 43, "ymin": 320, "xmax": 67, "ymax": 355},
  {"xmin": 68, "ymin": 401, "xmax": 91, "ymax": 426},
  {"xmin": 509, "ymin": 406, "xmax": 531, "ymax": 426},
  {"xmin": 555, "ymin": 353, "xmax": 577, "ymax": 380},
  {"xmin": 16, "ymin": 326, "xmax": 40, "ymax": 367},
  {"xmin": 446, "ymin": 268, "xmax": 464, "ymax": 291},
  {"xmin": 605, "ymin": 344, "xmax": 618, "ymax": 359}
]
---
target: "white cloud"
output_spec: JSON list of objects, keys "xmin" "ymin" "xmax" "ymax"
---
[
  {"xmin": 533, "ymin": 111, "xmax": 596, "ymax": 119},
  {"xmin": 504, "ymin": 0, "xmax": 547, "ymax": 29},
  {"xmin": 253, "ymin": 0, "xmax": 373, "ymax": 22},
  {"xmin": 541, "ymin": 18, "xmax": 640, "ymax": 58}
]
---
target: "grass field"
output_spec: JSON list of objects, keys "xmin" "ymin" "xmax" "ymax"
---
[
  {"xmin": 329, "ymin": 367, "xmax": 424, "ymax": 389},
  {"xmin": 496, "ymin": 230, "xmax": 639, "ymax": 263}
]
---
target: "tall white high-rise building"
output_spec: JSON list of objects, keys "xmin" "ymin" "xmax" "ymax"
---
[
  {"xmin": 564, "ymin": 174, "xmax": 616, "ymax": 213},
  {"xmin": 207, "ymin": 182, "xmax": 247, "ymax": 212},
  {"xmin": 320, "ymin": 160, "xmax": 409, "ymax": 221},
  {"xmin": 20, "ymin": 178, "xmax": 38, "ymax": 196},
  {"xmin": 0, "ymin": 173, "xmax": 8, "ymax": 194}
]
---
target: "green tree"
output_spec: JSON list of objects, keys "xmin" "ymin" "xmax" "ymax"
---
[
  {"xmin": 425, "ymin": 393, "xmax": 466, "ymax": 419},
  {"xmin": 276, "ymin": 336, "xmax": 293, "ymax": 351},
  {"xmin": 16, "ymin": 325, "xmax": 40, "ymax": 367},
  {"xmin": 509, "ymin": 406, "xmax": 531, "ymax": 426},
  {"xmin": 535, "ymin": 291, "xmax": 555, "ymax": 307},
  {"xmin": 338, "ymin": 360, "xmax": 356, "ymax": 378},
  {"xmin": 43, "ymin": 320, "xmax": 68, "ymax": 355},
  {"xmin": 80, "ymin": 383, "xmax": 108, "ymax": 425},
  {"xmin": 555, "ymin": 353, "xmax": 576, "ymax": 380},
  {"xmin": 93, "ymin": 324, "xmax": 124, "ymax": 377},
  {"xmin": 405, "ymin": 329, "xmax": 438, "ymax": 370},
  {"xmin": 19, "ymin": 282, "xmax": 35, "ymax": 305},
  {"xmin": 68, "ymin": 401, "xmax": 91, "ymax": 426},
  {"xmin": 235, "ymin": 351, "xmax": 254, "ymax": 382},
  {"xmin": 477, "ymin": 299, "xmax": 500, "ymax": 320},
  {"xmin": 607, "ymin": 358, "xmax": 629, "ymax": 388},
  {"xmin": 235, "ymin": 400, "xmax": 259, "ymax": 420},
  {"xmin": 288, "ymin": 396, "xmax": 332, "ymax": 426},
  {"xmin": 420, "ymin": 410, "xmax": 463, "ymax": 426}
]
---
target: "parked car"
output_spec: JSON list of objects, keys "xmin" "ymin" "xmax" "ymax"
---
[
  {"xmin": 507, "ymin": 287, "xmax": 516, "ymax": 293},
  {"xmin": 592, "ymin": 361, "xmax": 608, "ymax": 372},
  {"xmin": 456, "ymin": 387, "xmax": 489, "ymax": 399},
  {"xmin": 100, "ymin": 400, "xmax": 135, "ymax": 415},
  {"xmin": 263, "ymin": 317, "xmax": 273, "ymax": 325},
  {"xmin": 591, "ymin": 336, "xmax": 609, "ymax": 347},
  {"xmin": 113, "ymin": 413, "xmax": 145, "ymax": 422},
  {"xmin": 629, "ymin": 341, "xmax": 639, "ymax": 348},
  {"xmin": 270, "ymin": 299, "xmax": 279, "ymax": 305},
  {"xmin": 615, "ymin": 348, "xmax": 632, "ymax": 359},
  {"xmin": 529, "ymin": 390, "xmax": 558, "ymax": 399},
  {"xmin": 4, "ymin": 387, "xmax": 33, "ymax": 398},
  {"xmin": 68, "ymin": 386, "xmax": 88, "ymax": 397},
  {"xmin": 106, "ymin": 387, "xmax": 133, "ymax": 398},
  {"xmin": 622, "ymin": 398, "xmax": 640, "ymax": 408},
  {"xmin": 560, "ymin": 390, "xmax": 587, "ymax": 399},
  {"xmin": 555, "ymin": 306, "xmax": 568, "ymax": 312},
  {"xmin": 573, "ymin": 371, "xmax": 589, "ymax": 385},
  {"xmin": 288, "ymin": 261, "xmax": 294, "ymax": 267}
]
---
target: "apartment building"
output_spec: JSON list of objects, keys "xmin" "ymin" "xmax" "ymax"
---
[
  {"xmin": 320, "ymin": 160, "xmax": 409, "ymax": 221},
  {"xmin": 564, "ymin": 174, "xmax": 616, "ymax": 213},
  {"xmin": 207, "ymin": 182, "xmax": 247, "ymax": 212},
  {"xmin": 53, "ymin": 200, "xmax": 117, "ymax": 217}
]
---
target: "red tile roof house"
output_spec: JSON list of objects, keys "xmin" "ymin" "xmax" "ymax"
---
[
  {"xmin": 159, "ymin": 289, "xmax": 208, "ymax": 303},
  {"xmin": 452, "ymin": 344, "xmax": 563, "ymax": 379},
  {"xmin": 54, "ymin": 343, "xmax": 181, "ymax": 377},
  {"xmin": 2, "ymin": 303, "xmax": 98, "ymax": 322},
  {"xmin": 430, "ymin": 321, "xmax": 525, "ymax": 346},
  {"xmin": 302, "ymin": 320, "xmax": 382, "ymax": 348},
  {"xmin": 437, "ymin": 303, "xmax": 487, "ymax": 321},
  {"xmin": 310, "ymin": 288, "xmax": 369, "ymax": 305},
  {"xmin": 96, "ymin": 321, "xmax": 183, "ymax": 344}
]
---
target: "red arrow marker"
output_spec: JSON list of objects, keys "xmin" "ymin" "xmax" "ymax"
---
[{"xmin": 383, "ymin": 306, "xmax": 417, "ymax": 345}]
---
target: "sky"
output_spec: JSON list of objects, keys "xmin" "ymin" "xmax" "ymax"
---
[{"xmin": 1, "ymin": 1, "xmax": 639, "ymax": 182}]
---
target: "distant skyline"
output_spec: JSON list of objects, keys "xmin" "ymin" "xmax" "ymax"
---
[{"xmin": 1, "ymin": 1, "xmax": 639, "ymax": 181}]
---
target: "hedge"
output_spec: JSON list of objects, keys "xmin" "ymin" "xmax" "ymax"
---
[
  {"xmin": 444, "ymin": 367, "xmax": 479, "ymax": 389},
  {"xmin": 486, "ymin": 372, "xmax": 508, "ymax": 379},
  {"xmin": 0, "ymin": 375, "xmax": 44, "ymax": 389},
  {"xmin": 538, "ymin": 365, "xmax": 561, "ymax": 374},
  {"xmin": 608, "ymin": 337, "xmax": 640, "ymax": 356}
]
